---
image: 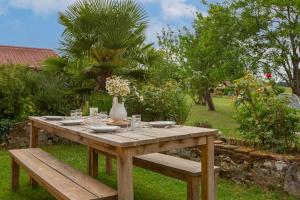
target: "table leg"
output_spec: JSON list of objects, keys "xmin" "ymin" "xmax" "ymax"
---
[
  {"xmin": 29, "ymin": 123, "xmax": 38, "ymax": 148},
  {"xmin": 117, "ymin": 149, "xmax": 134, "ymax": 200},
  {"xmin": 200, "ymin": 135, "xmax": 215, "ymax": 200},
  {"xmin": 88, "ymin": 147, "xmax": 98, "ymax": 177},
  {"xmin": 187, "ymin": 176, "xmax": 200, "ymax": 200},
  {"xmin": 106, "ymin": 155, "xmax": 113, "ymax": 175},
  {"xmin": 29, "ymin": 122, "xmax": 39, "ymax": 187}
]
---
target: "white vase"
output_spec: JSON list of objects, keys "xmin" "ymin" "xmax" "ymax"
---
[{"xmin": 109, "ymin": 97, "xmax": 127, "ymax": 122}]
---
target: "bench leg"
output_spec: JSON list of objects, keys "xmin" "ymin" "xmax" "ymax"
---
[
  {"xmin": 11, "ymin": 158, "xmax": 19, "ymax": 191},
  {"xmin": 187, "ymin": 177, "xmax": 200, "ymax": 200},
  {"xmin": 105, "ymin": 155, "xmax": 113, "ymax": 175},
  {"xmin": 88, "ymin": 147, "xmax": 98, "ymax": 178},
  {"xmin": 214, "ymin": 172, "xmax": 219, "ymax": 199},
  {"xmin": 29, "ymin": 178, "xmax": 38, "ymax": 188}
]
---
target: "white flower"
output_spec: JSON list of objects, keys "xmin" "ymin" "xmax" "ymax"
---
[
  {"xmin": 106, "ymin": 76, "xmax": 130, "ymax": 97},
  {"xmin": 139, "ymin": 96, "xmax": 144, "ymax": 102}
]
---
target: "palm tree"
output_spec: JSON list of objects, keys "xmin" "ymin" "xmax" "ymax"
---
[{"xmin": 58, "ymin": 0, "xmax": 158, "ymax": 90}]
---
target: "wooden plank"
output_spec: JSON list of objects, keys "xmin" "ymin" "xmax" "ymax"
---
[
  {"xmin": 201, "ymin": 135, "xmax": 215, "ymax": 200},
  {"xmin": 135, "ymin": 153, "xmax": 201, "ymax": 176},
  {"xmin": 135, "ymin": 153, "xmax": 219, "ymax": 182},
  {"xmin": 115, "ymin": 132, "xmax": 155, "ymax": 141},
  {"xmin": 27, "ymin": 148, "xmax": 117, "ymax": 199},
  {"xmin": 117, "ymin": 149, "xmax": 134, "ymax": 200},
  {"xmin": 171, "ymin": 126, "xmax": 218, "ymax": 134},
  {"xmin": 93, "ymin": 134, "xmax": 139, "ymax": 146},
  {"xmin": 9, "ymin": 150, "xmax": 98, "ymax": 200},
  {"xmin": 135, "ymin": 128, "xmax": 187, "ymax": 138},
  {"xmin": 129, "ymin": 137, "xmax": 207, "ymax": 156},
  {"xmin": 11, "ymin": 158, "xmax": 19, "ymax": 191}
]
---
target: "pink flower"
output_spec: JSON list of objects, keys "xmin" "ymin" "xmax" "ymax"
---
[{"xmin": 265, "ymin": 73, "xmax": 272, "ymax": 79}]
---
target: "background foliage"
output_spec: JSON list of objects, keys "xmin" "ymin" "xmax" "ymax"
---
[
  {"xmin": 0, "ymin": 64, "xmax": 74, "ymax": 121},
  {"xmin": 234, "ymin": 74, "xmax": 300, "ymax": 153}
]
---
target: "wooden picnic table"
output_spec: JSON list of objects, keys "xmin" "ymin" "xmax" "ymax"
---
[{"xmin": 29, "ymin": 116, "xmax": 217, "ymax": 200}]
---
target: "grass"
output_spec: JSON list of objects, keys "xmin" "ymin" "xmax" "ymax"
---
[
  {"xmin": 186, "ymin": 96, "xmax": 241, "ymax": 138},
  {"xmin": 0, "ymin": 144, "xmax": 295, "ymax": 200}
]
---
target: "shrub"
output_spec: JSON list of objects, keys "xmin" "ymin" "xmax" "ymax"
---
[
  {"xmin": 234, "ymin": 73, "xmax": 300, "ymax": 153},
  {"xmin": 85, "ymin": 93, "xmax": 113, "ymax": 114},
  {"xmin": 126, "ymin": 81, "xmax": 191, "ymax": 124},
  {"xmin": 21, "ymin": 70, "xmax": 73, "ymax": 116},
  {"xmin": 193, "ymin": 121, "xmax": 213, "ymax": 128},
  {"xmin": 0, "ymin": 65, "xmax": 27, "ymax": 120},
  {"xmin": 0, "ymin": 119, "xmax": 13, "ymax": 143},
  {"xmin": 0, "ymin": 64, "xmax": 73, "ymax": 120}
]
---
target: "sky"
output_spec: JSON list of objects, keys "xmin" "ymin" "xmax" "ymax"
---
[{"xmin": 0, "ymin": 0, "xmax": 220, "ymax": 50}]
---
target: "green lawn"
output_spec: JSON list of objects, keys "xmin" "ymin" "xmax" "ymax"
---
[
  {"xmin": 0, "ymin": 144, "xmax": 295, "ymax": 200},
  {"xmin": 186, "ymin": 96, "xmax": 242, "ymax": 139}
]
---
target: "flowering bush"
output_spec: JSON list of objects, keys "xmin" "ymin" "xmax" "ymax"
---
[
  {"xmin": 126, "ymin": 81, "xmax": 191, "ymax": 124},
  {"xmin": 106, "ymin": 76, "xmax": 130, "ymax": 102},
  {"xmin": 234, "ymin": 73, "xmax": 300, "ymax": 153}
]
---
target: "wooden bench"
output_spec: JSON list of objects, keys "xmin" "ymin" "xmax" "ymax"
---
[
  {"xmin": 92, "ymin": 150, "xmax": 220, "ymax": 200},
  {"xmin": 9, "ymin": 148, "xmax": 117, "ymax": 200}
]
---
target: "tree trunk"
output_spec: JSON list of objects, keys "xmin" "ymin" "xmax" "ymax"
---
[
  {"xmin": 201, "ymin": 94, "xmax": 207, "ymax": 106},
  {"xmin": 292, "ymin": 85, "xmax": 300, "ymax": 96},
  {"xmin": 291, "ymin": 62, "xmax": 300, "ymax": 96},
  {"xmin": 205, "ymin": 91, "xmax": 215, "ymax": 111}
]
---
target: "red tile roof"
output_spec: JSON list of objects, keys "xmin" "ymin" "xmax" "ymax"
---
[{"xmin": 0, "ymin": 45, "xmax": 58, "ymax": 69}]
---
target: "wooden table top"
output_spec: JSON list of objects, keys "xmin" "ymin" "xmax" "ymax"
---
[{"xmin": 30, "ymin": 116, "xmax": 218, "ymax": 148}]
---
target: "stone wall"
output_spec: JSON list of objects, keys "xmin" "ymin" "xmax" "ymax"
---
[
  {"xmin": 1, "ymin": 121, "xmax": 65, "ymax": 149},
  {"xmin": 167, "ymin": 140, "xmax": 300, "ymax": 198}
]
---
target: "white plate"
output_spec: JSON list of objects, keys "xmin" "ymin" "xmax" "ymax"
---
[
  {"xmin": 89, "ymin": 125, "xmax": 121, "ymax": 133},
  {"xmin": 44, "ymin": 116, "xmax": 63, "ymax": 120},
  {"xmin": 61, "ymin": 119, "xmax": 84, "ymax": 126},
  {"xmin": 149, "ymin": 121, "xmax": 176, "ymax": 128}
]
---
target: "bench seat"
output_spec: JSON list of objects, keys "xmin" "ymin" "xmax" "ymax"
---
[
  {"xmin": 93, "ymin": 150, "xmax": 219, "ymax": 200},
  {"xmin": 9, "ymin": 148, "xmax": 117, "ymax": 200},
  {"xmin": 134, "ymin": 153, "xmax": 220, "ymax": 181}
]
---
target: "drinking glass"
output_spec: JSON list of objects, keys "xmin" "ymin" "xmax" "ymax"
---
[
  {"xmin": 126, "ymin": 117, "xmax": 132, "ymax": 131},
  {"xmin": 76, "ymin": 109, "xmax": 82, "ymax": 119},
  {"xmin": 89, "ymin": 107, "xmax": 98, "ymax": 117},
  {"xmin": 70, "ymin": 110, "xmax": 77, "ymax": 120},
  {"xmin": 88, "ymin": 115, "xmax": 96, "ymax": 126},
  {"xmin": 132, "ymin": 114, "xmax": 141, "ymax": 128},
  {"xmin": 99, "ymin": 111, "xmax": 108, "ymax": 125}
]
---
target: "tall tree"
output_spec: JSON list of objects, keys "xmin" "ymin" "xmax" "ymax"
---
[
  {"xmin": 182, "ymin": 5, "xmax": 245, "ymax": 110},
  {"xmin": 231, "ymin": 0, "xmax": 300, "ymax": 95},
  {"xmin": 59, "ymin": 0, "xmax": 158, "ymax": 90}
]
